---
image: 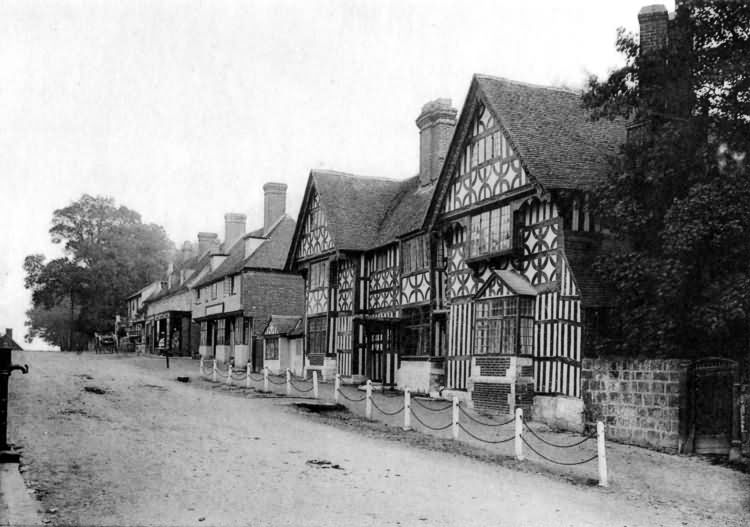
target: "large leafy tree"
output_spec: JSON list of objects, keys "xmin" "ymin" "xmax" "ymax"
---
[
  {"xmin": 583, "ymin": 2, "xmax": 750, "ymax": 358},
  {"xmin": 24, "ymin": 195, "xmax": 174, "ymax": 349}
]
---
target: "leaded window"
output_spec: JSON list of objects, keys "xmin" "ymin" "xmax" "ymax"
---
[
  {"xmin": 216, "ymin": 319, "xmax": 226, "ymax": 345},
  {"xmin": 309, "ymin": 261, "xmax": 328, "ymax": 289},
  {"xmin": 474, "ymin": 296, "xmax": 534, "ymax": 355},
  {"xmin": 469, "ymin": 206, "xmax": 512, "ymax": 258},
  {"xmin": 307, "ymin": 316, "xmax": 327, "ymax": 355}
]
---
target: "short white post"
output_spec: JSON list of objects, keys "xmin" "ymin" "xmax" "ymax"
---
[
  {"xmin": 403, "ymin": 388, "xmax": 411, "ymax": 430},
  {"xmin": 212, "ymin": 359, "xmax": 217, "ymax": 382},
  {"xmin": 452, "ymin": 396, "xmax": 460, "ymax": 440},
  {"xmin": 286, "ymin": 368, "xmax": 291, "ymax": 396},
  {"xmin": 313, "ymin": 371, "xmax": 319, "ymax": 399},
  {"xmin": 200, "ymin": 357, "xmax": 204, "ymax": 375},
  {"xmin": 334, "ymin": 373, "xmax": 340, "ymax": 403},
  {"xmin": 263, "ymin": 367, "xmax": 269, "ymax": 392},
  {"xmin": 246, "ymin": 364, "xmax": 251, "ymax": 389},
  {"xmin": 597, "ymin": 421, "xmax": 608, "ymax": 487},
  {"xmin": 515, "ymin": 407, "xmax": 524, "ymax": 461},
  {"xmin": 365, "ymin": 380, "xmax": 372, "ymax": 420},
  {"xmin": 226, "ymin": 363, "xmax": 232, "ymax": 384}
]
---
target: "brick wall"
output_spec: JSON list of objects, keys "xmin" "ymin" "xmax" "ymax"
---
[
  {"xmin": 475, "ymin": 356, "xmax": 510, "ymax": 377},
  {"xmin": 582, "ymin": 358, "xmax": 689, "ymax": 452},
  {"xmin": 473, "ymin": 382, "xmax": 511, "ymax": 413},
  {"xmin": 242, "ymin": 271, "xmax": 304, "ymax": 335}
]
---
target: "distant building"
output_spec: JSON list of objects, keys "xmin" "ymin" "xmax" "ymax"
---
[{"xmin": 192, "ymin": 183, "xmax": 304, "ymax": 370}]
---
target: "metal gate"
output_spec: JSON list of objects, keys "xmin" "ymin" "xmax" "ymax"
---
[{"xmin": 689, "ymin": 358, "xmax": 738, "ymax": 455}]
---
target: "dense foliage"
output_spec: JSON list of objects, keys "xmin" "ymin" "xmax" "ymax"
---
[
  {"xmin": 24, "ymin": 195, "xmax": 174, "ymax": 349},
  {"xmin": 582, "ymin": 2, "xmax": 750, "ymax": 358}
]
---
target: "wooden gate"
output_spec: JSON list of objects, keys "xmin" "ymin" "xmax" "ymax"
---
[{"xmin": 689, "ymin": 358, "xmax": 738, "ymax": 455}]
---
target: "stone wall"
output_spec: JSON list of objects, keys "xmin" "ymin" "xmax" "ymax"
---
[{"xmin": 581, "ymin": 358, "xmax": 690, "ymax": 452}]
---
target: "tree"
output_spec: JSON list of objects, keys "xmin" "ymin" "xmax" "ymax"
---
[
  {"xmin": 582, "ymin": 2, "xmax": 750, "ymax": 358},
  {"xmin": 24, "ymin": 195, "xmax": 174, "ymax": 349}
]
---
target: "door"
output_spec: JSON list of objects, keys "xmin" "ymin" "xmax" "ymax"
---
[{"xmin": 689, "ymin": 358, "xmax": 738, "ymax": 454}]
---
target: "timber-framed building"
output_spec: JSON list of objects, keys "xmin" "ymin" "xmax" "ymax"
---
[{"xmin": 288, "ymin": 78, "xmax": 624, "ymax": 427}]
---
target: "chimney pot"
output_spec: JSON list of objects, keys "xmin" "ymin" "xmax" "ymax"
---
[
  {"xmin": 263, "ymin": 182, "xmax": 287, "ymax": 235},
  {"xmin": 416, "ymin": 98, "xmax": 457, "ymax": 186}
]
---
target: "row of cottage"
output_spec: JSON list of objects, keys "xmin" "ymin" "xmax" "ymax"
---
[
  {"xmin": 125, "ymin": 6, "xmax": 715, "ymax": 452},
  {"xmin": 125, "ymin": 72, "xmax": 621, "ymax": 428}
]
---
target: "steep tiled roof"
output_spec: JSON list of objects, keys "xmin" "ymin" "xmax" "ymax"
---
[
  {"xmin": 261, "ymin": 315, "xmax": 303, "ymax": 337},
  {"xmin": 375, "ymin": 176, "xmax": 435, "ymax": 246},
  {"xmin": 307, "ymin": 170, "xmax": 435, "ymax": 253},
  {"xmin": 475, "ymin": 75, "xmax": 626, "ymax": 190},
  {"xmin": 144, "ymin": 250, "xmax": 213, "ymax": 304},
  {"xmin": 311, "ymin": 170, "xmax": 405, "ymax": 251},
  {"xmin": 194, "ymin": 215, "xmax": 295, "ymax": 287}
]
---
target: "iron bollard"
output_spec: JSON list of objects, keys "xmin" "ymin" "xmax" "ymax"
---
[{"xmin": 0, "ymin": 329, "xmax": 28, "ymax": 462}]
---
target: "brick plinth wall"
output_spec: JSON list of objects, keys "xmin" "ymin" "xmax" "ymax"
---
[{"xmin": 582, "ymin": 358, "xmax": 690, "ymax": 452}]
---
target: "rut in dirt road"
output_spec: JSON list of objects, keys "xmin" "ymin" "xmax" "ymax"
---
[{"xmin": 6, "ymin": 351, "xmax": 748, "ymax": 527}]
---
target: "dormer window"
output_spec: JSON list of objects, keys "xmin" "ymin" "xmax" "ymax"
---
[{"xmin": 469, "ymin": 205, "xmax": 512, "ymax": 258}]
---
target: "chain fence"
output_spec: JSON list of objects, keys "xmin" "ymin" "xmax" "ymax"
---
[{"xmin": 195, "ymin": 362, "xmax": 608, "ymax": 486}]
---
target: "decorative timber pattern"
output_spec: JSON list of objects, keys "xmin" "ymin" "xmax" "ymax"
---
[
  {"xmin": 366, "ymin": 247, "xmax": 399, "ymax": 311},
  {"xmin": 400, "ymin": 271, "xmax": 430, "ymax": 305},
  {"xmin": 443, "ymin": 102, "xmax": 528, "ymax": 214},
  {"xmin": 297, "ymin": 190, "xmax": 333, "ymax": 259},
  {"xmin": 438, "ymin": 96, "xmax": 582, "ymax": 397},
  {"xmin": 336, "ymin": 260, "xmax": 355, "ymax": 312},
  {"xmin": 306, "ymin": 288, "xmax": 328, "ymax": 315}
]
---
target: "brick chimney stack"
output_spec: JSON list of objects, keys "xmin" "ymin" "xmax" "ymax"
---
[
  {"xmin": 5, "ymin": 329, "xmax": 12, "ymax": 340},
  {"xmin": 197, "ymin": 232, "xmax": 219, "ymax": 255},
  {"xmin": 638, "ymin": 4, "xmax": 669, "ymax": 56},
  {"xmin": 263, "ymin": 182, "xmax": 287, "ymax": 235},
  {"xmin": 224, "ymin": 213, "xmax": 247, "ymax": 248},
  {"xmin": 416, "ymin": 98, "xmax": 457, "ymax": 187},
  {"xmin": 181, "ymin": 241, "xmax": 194, "ymax": 262}
]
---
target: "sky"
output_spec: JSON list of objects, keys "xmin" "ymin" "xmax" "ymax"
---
[{"xmin": 0, "ymin": 0, "xmax": 674, "ymax": 349}]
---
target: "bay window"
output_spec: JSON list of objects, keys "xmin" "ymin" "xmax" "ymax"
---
[{"xmin": 474, "ymin": 296, "xmax": 534, "ymax": 355}]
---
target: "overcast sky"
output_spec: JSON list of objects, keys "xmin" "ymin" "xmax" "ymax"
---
[{"xmin": 0, "ymin": 0, "xmax": 673, "ymax": 349}]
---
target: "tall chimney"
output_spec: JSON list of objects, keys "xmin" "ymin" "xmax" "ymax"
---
[
  {"xmin": 224, "ymin": 213, "xmax": 247, "ymax": 248},
  {"xmin": 638, "ymin": 5, "xmax": 670, "ymax": 116},
  {"xmin": 416, "ymin": 98, "xmax": 457, "ymax": 186},
  {"xmin": 197, "ymin": 232, "xmax": 219, "ymax": 255},
  {"xmin": 638, "ymin": 5, "xmax": 669, "ymax": 56},
  {"xmin": 181, "ymin": 241, "xmax": 194, "ymax": 262},
  {"xmin": 263, "ymin": 182, "xmax": 287, "ymax": 235},
  {"xmin": 5, "ymin": 329, "xmax": 12, "ymax": 340}
]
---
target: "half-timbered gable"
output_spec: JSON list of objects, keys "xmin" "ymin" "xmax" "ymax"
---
[
  {"xmin": 296, "ymin": 189, "xmax": 334, "ymax": 261},
  {"xmin": 288, "ymin": 99, "xmax": 458, "ymax": 386},
  {"xmin": 426, "ymin": 74, "xmax": 624, "ymax": 426}
]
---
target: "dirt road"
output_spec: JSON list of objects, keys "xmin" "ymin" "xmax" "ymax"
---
[{"xmin": 5, "ymin": 351, "xmax": 748, "ymax": 526}]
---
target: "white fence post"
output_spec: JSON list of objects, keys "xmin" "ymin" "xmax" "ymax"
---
[
  {"xmin": 313, "ymin": 370, "xmax": 319, "ymax": 399},
  {"xmin": 452, "ymin": 396, "xmax": 459, "ymax": 440},
  {"xmin": 263, "ymin": 367, "xmax": 269, "ymax": 392},
  {"xmin": 226, "ymin": 363, "xmax": 232, "ymax": 384},
  {"xmin": 515, "ymin": 407, "xmax": 524, "ymax": 461},
  {"xmin": 286, "ymin": 368, "xmax": 291, "ymax": 396},
  {"xmin": 200, "ymin": 357, "xmax": 204, "ymax": 375},
  {"xmin": 246, "ymin": 363, "xmax": 251, "ymax": 389},
  {"xmin": 403, "ymin": 388, "xmax": 411, "ymax": 430},
  {"xmin": 334, "ymin": 373, "xmax": 340, "ymax": 403},
  {"xmin": 365, "ymin": 380, "xmax": 372, "ymax": 420},
  {"xmin": 597, "ymin": 421, "xmax": 608, "ymax": 487},
  {"xmin": 212, "ymin": 359, "xmax": 217, "ymax": 382}
]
